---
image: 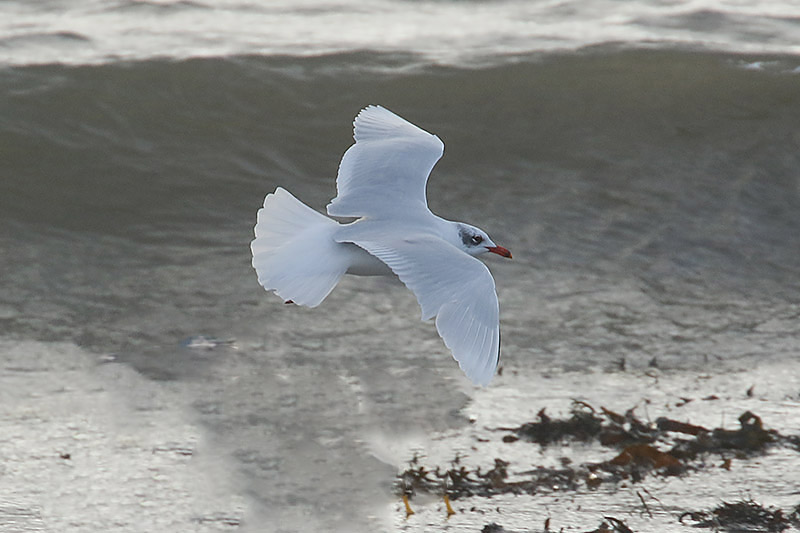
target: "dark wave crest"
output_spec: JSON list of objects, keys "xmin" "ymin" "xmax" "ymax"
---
[{"xmin": 1, "ymin": 48, "xmax": 799, "ymax": 345}]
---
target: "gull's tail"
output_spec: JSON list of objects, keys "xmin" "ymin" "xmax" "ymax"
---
[{"xmin": 251, "ymin": 187, "xmax": 348, "ymax": 307}]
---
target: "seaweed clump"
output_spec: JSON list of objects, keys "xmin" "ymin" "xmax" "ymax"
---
[
  {"xmin": 508, "ymin": 406, "xmax": 780, "ymax": 484},
  {"xmin": 669, "ymin": 411, "xmax": 776, "ymax": 460},
  {"xmin": 477, "ymin": 516, "xmax": 636, "ymax": 533},
  {"xmin": 503, "ymin": 403, "xmax": 604, "ymax": 445},
  {"xmin": 397, "ymin": 455, "xmax": 580, "ymax": 499},
  {"xmin": 680, "ymin": 499, "xmax": 793, "ymax": 532},
  {"xmin": 396, "ymin": 404, "xmax": 789, "ymax": 502}
]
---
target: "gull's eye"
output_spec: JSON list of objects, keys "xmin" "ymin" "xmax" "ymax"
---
[{"xmin": 471, "ymin": 235, "xmax": 484, "ymax": 245}]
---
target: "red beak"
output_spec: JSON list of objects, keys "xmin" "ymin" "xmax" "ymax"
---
[{"xmin": 486, "ymin": 245, "xmax": 512, "ymax": 258}]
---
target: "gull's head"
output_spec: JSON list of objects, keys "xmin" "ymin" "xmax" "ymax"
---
[{"xmin": 455, "ymin": 223, "xmax": 512, "ymax": 259}]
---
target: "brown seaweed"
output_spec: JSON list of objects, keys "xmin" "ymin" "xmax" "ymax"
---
[
  {"xmin": 679, "ymin": 499, "xmax": 793, "ymax": 532},
  {"xmin": 396, "ymin": 405, "xmax": 795, "ymax": 502}
]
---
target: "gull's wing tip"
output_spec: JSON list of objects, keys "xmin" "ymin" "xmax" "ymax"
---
[
  {"xmin": 437, "ymin": 299, "xmax": 501, "ymax": 387},
  {"xmin": 351, "ymin": 105, "xmax": 442, "ymax": 146},
  {"xmin": 352, "ymin": 104, "xmax": 391, "ymax": 136},
  {"xmin": 452, "ymin": 335, "xmax": 500, "ymax": 387},
  {"xmin": 464, "ymin": 368, "xmax": 496, "ymax": 387}
]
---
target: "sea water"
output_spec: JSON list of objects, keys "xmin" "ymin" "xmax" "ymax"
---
[{"xmin": 1, "ymin": 1, "xmax": 799, "ymax": 531}]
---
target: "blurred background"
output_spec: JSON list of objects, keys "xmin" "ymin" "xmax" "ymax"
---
[{"xmin": 1, "ymin": 1, "xmax": 799, "ymax": 532}]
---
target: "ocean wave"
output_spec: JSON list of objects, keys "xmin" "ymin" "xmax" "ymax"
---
[
  {"xmin": 2, "ymin": 50, "xmax": 798, "ymax": 299},
  {"xmin": 1, "ymin": 0, "xmax": 799, "ymax": 66}
]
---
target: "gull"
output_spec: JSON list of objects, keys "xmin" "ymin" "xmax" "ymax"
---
[{"xmin": 250, "ymin": 105, "xmax": 511, "ymax": 385}]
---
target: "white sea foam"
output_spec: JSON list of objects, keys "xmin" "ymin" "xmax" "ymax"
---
[{"xmin": 0, "ymin": 0, "xmax": 799, "ymax": 66}]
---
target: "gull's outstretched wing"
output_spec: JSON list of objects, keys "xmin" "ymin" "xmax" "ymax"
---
[
  {"xmin": 336, "ymin": 227, "xmax": 500, "ymax": 386},
  {"xmin": 326, "ymin": 105, "xmax": 444, "ymax": 219}
]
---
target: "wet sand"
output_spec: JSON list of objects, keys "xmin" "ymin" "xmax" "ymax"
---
[
  {"xmin": 0, "ymin": 340, "xmax": 244, "ymax": 533},
  {"xmin": 390, "ymin": 362, "xmax": 800, "ymax": 532},
  {"xmin": 2, "ymin": 330, "xmax": 798, "ymax": 532}
]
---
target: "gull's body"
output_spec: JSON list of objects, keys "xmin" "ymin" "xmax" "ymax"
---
[{"xmin": 251, "ymin": 106, "xmax": 510, "ymax": 385}]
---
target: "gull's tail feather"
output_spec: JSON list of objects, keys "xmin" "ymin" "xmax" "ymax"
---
[{"xmin": 251, "ymin": 187, "xmax": 347, "ymax": 307}]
